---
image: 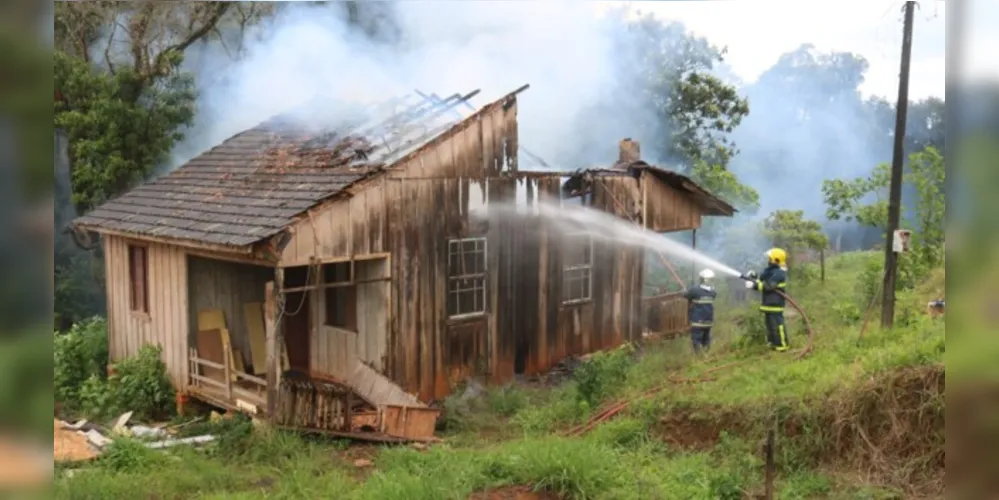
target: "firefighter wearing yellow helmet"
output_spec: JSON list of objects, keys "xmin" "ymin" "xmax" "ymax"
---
[{"xmin": 739, "ymin": 248, "xmax": 790, "ymax": 352}]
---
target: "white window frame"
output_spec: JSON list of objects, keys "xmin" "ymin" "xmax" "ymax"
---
[
  {"xmin": 447, "ymin": 237, "xmax": 488, "ymax": 318},
  {"xmin": 561, "ymin": 232, "xmax": 593, "ymax": 304}
]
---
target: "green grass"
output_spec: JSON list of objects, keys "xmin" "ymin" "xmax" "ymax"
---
[{"xmin": 55, "ymin": 251, "xmax": 942, "ymax": 499}]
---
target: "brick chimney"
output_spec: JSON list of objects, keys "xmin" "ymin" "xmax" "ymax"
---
[{"xmin": 619, "ymin": 138, "xmax": 640, "ymax": 163}]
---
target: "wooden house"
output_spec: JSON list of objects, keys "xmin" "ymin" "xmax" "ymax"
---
[{"xmin": 70, "ymin": 85, "xmax": 734, "ymax": 439}]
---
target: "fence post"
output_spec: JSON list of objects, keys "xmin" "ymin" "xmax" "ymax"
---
[
  {"xmin": 820, "ymin": 248, "xmax": 826, "ymax": 284},
  {"xmin": 763, "ymin": 428, "xmax": 775, "ymax": 500}
]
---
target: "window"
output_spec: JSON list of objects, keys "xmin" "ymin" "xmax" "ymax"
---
[
  {"xmin": 448, "ymin": 237, "xmax": 487, "ymax": 317},
  {"xmin": 562, "ymin": 233, "xmax": 593, "ymax": 303},
  {"xmin": 324, "ymin": 262, "xmax": 356, "ymax": 330},
  {"xmin": 128, "ymin": 245, "xmax": 149, "ymax": 313}
]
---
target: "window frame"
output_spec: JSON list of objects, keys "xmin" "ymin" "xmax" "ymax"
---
[
  {"xmin": 127, "ymin": 244, "xmax": 150, "ymax": 315},
  {"xmin": 447, "ymin": 237, "xmax": 488, "ymax": 319},
  {"xmin": 561, "ymin": 232, "xmax": 594, "ymax": 305}
]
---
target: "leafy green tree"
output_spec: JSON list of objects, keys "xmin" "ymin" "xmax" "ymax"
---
[
  {"xmin": 822, "ymin": 145, "xmax": 945, "ymax": 271},
  {"xmin": 618, "ymin": 12, "xmax": 750, "ymax": 171},
  {"xmin": 55, "ymin": 51, "xmax": 197, "ymax": 213},
  {"xmin": 762, "ymin": 209, "xmax": 829, "ymax": 267},
  {"xmin": 689, "ymin": 159, "xmax": 760, "ymax": 212},
  {"xmin": 906, "ymin": 146, "xmax": 945, "ymax": 268},
  {"xmin": 821, "ymin": 162, "xmax": 891, "ymax": 231}
]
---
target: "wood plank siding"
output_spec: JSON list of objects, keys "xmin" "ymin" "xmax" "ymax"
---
[
  {"xmin": 279, "ymin": 100, "xmax": 519, "ymax": 402},
  {"xmin": 640, "ymin": 170, "xmax": 702, "ymax": 232},
  {"xmin": 103, "ymin": 234, "xmax": 189, "ymax": 387}
]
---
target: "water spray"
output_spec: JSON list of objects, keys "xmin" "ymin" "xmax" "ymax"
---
[{"xmin": 485, "ymin": 200, "xmax": 815, "ymax": 356}]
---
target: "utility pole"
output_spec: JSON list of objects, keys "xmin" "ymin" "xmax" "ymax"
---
[{"xmin": 881, "ymin": 0, "xmax": 916, "ymax": 329}]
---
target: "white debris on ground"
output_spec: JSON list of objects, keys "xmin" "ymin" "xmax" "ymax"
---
[{"xmin": 55, "ymin": 411, "xmax": 217, "ymax": 465}]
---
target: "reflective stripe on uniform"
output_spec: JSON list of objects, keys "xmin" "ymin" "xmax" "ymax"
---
[
  {"xmin": 759, "ymin": 305, "xmax": 784, "ymax": 312},
  {"xmin": 692, "ymin": 298, "xmax": 714, "ymax": 304},
  {"xmin": 756, "ymin": 280, "xmax": 763, "ymax": 291},
  {"xmin": 778, "ymin": 324, "xmax": 788, "ymax": 348},
  {"xmin": 691, "ymin": 322, "xmax": 713, "ymax": 327},
  {"xmin": 777, "ymin": 282, "xmax": 787, "ymax": 288}
]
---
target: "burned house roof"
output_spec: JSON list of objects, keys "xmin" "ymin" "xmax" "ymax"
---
[
  {"xmin": 73, "ymin": 87, "xmax": 525, "ymax": 249},
  {"xmin": 558, "ymin": 160, "xmax": 738, "ymax": 217},
  {"xmin": 629, "ymin": 162, "xmax": 737, "ymax": 217}
]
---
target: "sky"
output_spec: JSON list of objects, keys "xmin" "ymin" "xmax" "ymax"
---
[{"xmin": 594, "ymin": 0, "xmax": 952, "ymax": 101}]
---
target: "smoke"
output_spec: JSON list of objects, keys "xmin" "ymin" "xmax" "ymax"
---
[
  {"xmin": 165, "ymin": 3, "xmax": 937, "ymax": 266},
  {"xmin": 171, "ymin": 2, "xmax": 652, "ymax": 171}
]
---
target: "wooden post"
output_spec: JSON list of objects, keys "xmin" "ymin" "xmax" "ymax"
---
[
  {"xmin": 881, "ymin": 0, "xmax": 916, "ymax": 329},
  {"xmin": 763, "ymin": 428, "xmax": 775, "ymax": 500},
  {"xmin": 224, "ymin": 341, "xmax": 233, "ymax": 400},
  {"xmin": 820, "ymin": 248, "xmax": 826, "ymax": 284},
  {"xmin": 690, "ymin": 229, "xmax": 697, "ymax": 285},
  {"xmin": 264, "ymin": 280, "xmax": 278, "ymax": 420}
]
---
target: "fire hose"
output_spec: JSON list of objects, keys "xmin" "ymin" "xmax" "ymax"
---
[
  {"xmin": 563, "ymin": 287, "xmax": 817, "ymax": 438},
  {"xmin": 776, "ymin": 290, "xmax": 815, "ymax": 360}
]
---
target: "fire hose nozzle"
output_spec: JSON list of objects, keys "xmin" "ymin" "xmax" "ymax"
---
[{"xmin": 739, "ymin": 270, "xmax": 758, "ymax": 281}]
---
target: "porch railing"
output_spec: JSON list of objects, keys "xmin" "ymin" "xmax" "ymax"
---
[
  {"xmin": 188, "ymin": 348, "xmax": 267, "ymax": 410},
  {"xmin": 642, "ymin": 291, "xmax": 689, "ymax": 337}
]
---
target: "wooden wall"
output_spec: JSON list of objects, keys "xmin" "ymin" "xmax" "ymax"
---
[
  {"xmin": 187, "ymin": 256, "xmax": 273, "ymax": 372},
  {"xmin": 641, "ymin": 171, "xmax": 702, "ymax": 232},
  {"xmin": 280, "ymin": 94, "xmax": 518, "ymax": 266},
  {"xmin": 309, "ymin": 257, "xmax": 390, "ymax": 379},
  {"xmin": 103, "ymin": 235, "xmax": 188, "ymax": 387},
  {"xmin": 272, "ymin": 96, "xmax": 704, "ymax": 402},
  {"xmin": 279, "ymin": 98, "xmax": 518, "ymax": 401}
]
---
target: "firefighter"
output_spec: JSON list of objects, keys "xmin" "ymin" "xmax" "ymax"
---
[
  {"xmin": 740, "ymin": 248, "xmax": 790, "ymax": 352},
  {"xmin": 684, "ymin": 268, "xmax": 718, "ymax": 354}
]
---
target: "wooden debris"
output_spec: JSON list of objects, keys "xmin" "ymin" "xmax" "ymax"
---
[
  {"xmin": 84, "ymin": 429, "xmax": 112, "ymax": 448},
  {"xmin": 112, "ymin": 411, "xmax": 133, "ymax": 434},
  {"xmin": 353, "ymin": 458, "xmax": 373, "ymax": 468},
  {"xmin": 54, "ymin": 419, "xmax": 99, "ymax": 463}
]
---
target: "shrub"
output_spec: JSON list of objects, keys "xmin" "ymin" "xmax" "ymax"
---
[
  {"xmin": 574, "ymin": 345, "xmax": 634, "ymax": 408},
  {"xmin": 54, "ymin": 316, "xmax": 109, "ymax": 412},
  {"xmin": 79, "ymin": 344, "xmax": 174, "ymax": 421},
  {"xmin": 486, "ymin": 385, "xmax": 528, "ymax": 417}
]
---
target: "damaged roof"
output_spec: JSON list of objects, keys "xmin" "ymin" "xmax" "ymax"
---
[
  {"xmin": 562, "ymin": 161, "xmax": 738, "ymax": 217},
  {"xmin": 73, "ymin": 88, "xmax": 516, "ymax": 249}
]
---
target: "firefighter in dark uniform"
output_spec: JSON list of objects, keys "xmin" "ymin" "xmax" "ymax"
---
[
  {"xmin": 741, "ymin": 248, "xmax": 790, "ymax": 352},
  {"xmin": 684, "ymin": 268, "xmax": 718, "ymax": 354}
]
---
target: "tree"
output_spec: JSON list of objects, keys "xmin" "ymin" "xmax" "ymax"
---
[
  {"xmin": 617, "ymin": 11, "xmax": 750, "ymax": 171},
  {"xmin": 906, "ymin": 146, "xmax": 945, "ymax": 268},
  {"xmin": 822, "ymin": 145, "xmax": 945, "ymax": 270},
  {"xmin": 762, "ymin": 210, "xmax": 829, "ymax": 260},
  {"xmin": 821, "ymin": 162, "xmax": 891, "ymax": 231},
  {"xmin": 55, "ymin": 51, "xmax": 198, "ymax": 213}
]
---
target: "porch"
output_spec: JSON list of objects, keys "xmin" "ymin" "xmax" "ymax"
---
[{"xmin": 183, "ymin": 253, "xmax": 439, "ymax": 440}]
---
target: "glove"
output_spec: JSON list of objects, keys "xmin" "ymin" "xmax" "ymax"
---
[{"xmin": 744, "ymin": 280, "xmax": 756, "ymax": 290}]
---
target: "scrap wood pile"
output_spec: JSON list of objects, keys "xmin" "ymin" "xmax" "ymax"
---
[{"xmin": 275, "ymin": 372, "xmax": 376, "ymax": 431}]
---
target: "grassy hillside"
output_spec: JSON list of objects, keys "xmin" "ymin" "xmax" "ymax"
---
[{"xmin": 55, "ymin": 251, "xmax": 944, "ymax": 500}]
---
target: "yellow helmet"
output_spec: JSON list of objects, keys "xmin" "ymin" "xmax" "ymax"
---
[{"xmin": 766, "ymin": 248, "xmax": 787, "ymax": 267}]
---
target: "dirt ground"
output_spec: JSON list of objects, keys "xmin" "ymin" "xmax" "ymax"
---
[{"xmin": 467, "ymin": 485, "xmax": 561, "ymax": 500}]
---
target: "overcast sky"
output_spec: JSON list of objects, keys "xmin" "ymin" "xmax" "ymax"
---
[{"xmin": 593, "ymin": 0, "xmax": 965, "ymax": 101}]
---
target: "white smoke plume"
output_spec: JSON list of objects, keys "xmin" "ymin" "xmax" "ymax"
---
[{"xmin": 171, "ymin": 2, "xmax": 656, "ymax": 172}]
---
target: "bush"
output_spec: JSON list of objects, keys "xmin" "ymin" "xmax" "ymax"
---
[
  {"xmin": 79, "ymin": 344, "xmax": 175, "ymax": 421},
  {"xmin": 574, "ymin": 345, "xmax": 634, "ymax": 408},
  {"xmin": 54, "ymin": 316, "xmax": 109, "ymax": 412},
  {"xmin": 859, "ymin": 251, "xmax": 932, "ymax": 307}
]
